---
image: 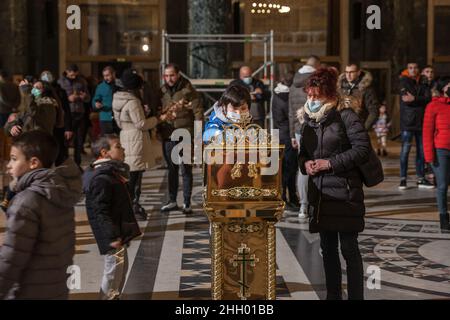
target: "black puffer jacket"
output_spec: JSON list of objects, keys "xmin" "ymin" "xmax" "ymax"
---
[
  {"xmin": 0, "ymin": 160, "xmax": 82, "ymax": 300},
  {"xmin": 299, "ymin": 102, "xmax": 370, "ymax": 233},
  {"xmin": 272, "ymin": 83, "xmax": 291, "ymax": 142},
  {"xmin": 83, "ymin": 160, "xmax": 141, "ymax": 255},
  {"xmin": 399, "ymin": 75, "xmax": 431, "ymax": 131}
]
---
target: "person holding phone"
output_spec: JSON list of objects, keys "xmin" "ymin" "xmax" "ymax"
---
[
  {"xmin": 92, "ymin": 66, "xmax": 118, "ymax": 135},
  {"xmin": 398, "ymin": 63, "xmax": 433, "ymax": 190},
  {"xmin": 58, "ymin": 64, "xmax": 91, "ymax": 167}
]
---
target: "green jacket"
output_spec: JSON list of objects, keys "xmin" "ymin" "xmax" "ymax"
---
[
  {"xmin": 158, "ymin": 77, "xmax": 203, "ymax": 139},
  {"xmin": 5, "ymin": 87, "xmax": 57, "ymax": 136}
]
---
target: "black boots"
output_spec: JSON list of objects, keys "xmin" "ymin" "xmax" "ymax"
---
[
  {"xmin": 440, "ymin": 214, "xmax": 450, "ymax": 232},
  {"xmin": 134, "ymin": 204, "xmax": 147, "ymax": 221}
]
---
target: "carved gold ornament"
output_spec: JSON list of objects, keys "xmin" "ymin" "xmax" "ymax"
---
[
  {"xmin": 212, "ymin": 187, "xmax": 278, "ymax": 199},
  {"xmin": 227, "ymin": 223, "xmax": 263, "ymax": 233}
]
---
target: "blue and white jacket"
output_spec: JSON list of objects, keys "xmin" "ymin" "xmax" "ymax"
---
[{"xmin": 203, "ymin": 102, "xmax": 232, "ymax": 144}]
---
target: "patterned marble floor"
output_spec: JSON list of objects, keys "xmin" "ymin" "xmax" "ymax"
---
[{"xmin": 1, "ymin": 141, "xmax": 449, "ymax": 300}]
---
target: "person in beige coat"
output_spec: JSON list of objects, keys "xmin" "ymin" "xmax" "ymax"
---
[{"xmin": 113, "ymin": 69, "xmax": 160, "ymax": 221}]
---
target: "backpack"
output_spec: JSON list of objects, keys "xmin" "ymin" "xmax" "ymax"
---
[{"xmin": 337, "ymin": 111, "xmax": 384, "ymax": 188}]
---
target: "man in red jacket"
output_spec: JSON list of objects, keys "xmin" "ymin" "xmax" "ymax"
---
[{"xmin": 423, "ymin": 76, "xmax": 450, "ymax": 231}]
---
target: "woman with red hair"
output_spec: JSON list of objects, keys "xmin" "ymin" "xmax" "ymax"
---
[{"xmin": 298, "ymin": 67, "xmax": 371, "ymax": 300}]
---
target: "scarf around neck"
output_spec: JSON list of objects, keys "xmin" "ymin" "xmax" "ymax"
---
[{"xmin": 303, "ymin": 99, "xmax": 337, "ymax": 123}]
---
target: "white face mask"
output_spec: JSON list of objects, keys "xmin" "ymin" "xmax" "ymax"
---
[
  {"xmin": 226, "ymin": 111, "xmax": 251, "ymax": 123},
  {"xmin": 243, "ymin": 77, "xmax": 253, "ymax": 85}
]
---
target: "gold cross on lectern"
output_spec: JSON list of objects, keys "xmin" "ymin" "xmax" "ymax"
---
[{"xmin": 229, "ymin": 243, "xmax": 259, "ymax": 300}]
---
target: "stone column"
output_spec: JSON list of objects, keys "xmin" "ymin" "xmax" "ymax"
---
[
  {"xmin": 188, "ymin": 0, "xmax": 230, "ymax": 78},
  {"xmin": 8, "ymin": 0, "xmax": 28, "ymax": 74}
]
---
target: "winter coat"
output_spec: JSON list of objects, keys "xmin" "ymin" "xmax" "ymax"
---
[
  {"xmin": 158, "ymin": 77, "xmax": 203, "ymax": 139},
  {"xmin": 83, "ymin": 160, "xmax": 141, "ymax": 255},
  {"xmin": 423, "ymin": 96, "xmax": 450, "ymax": 163},
  {"xmin": 0, "ymin": 160, "xmax": 82, "ymax": 300},
  {"xmin": 399, "ymin": 74, "xmax": 431, "ymax": 132},
  {"xmin": 230, "ymin": 78, "xmax": 266, "ymax": 121},
  {"xmin": 51, "ymin": 82, "xmax": 72, "ymax": 132},
  {"xmin": 289, "ymin": 65, "xmax": 316, "ymax": 139},
  {"xmin": 57, "ymin": 75, "xmax": 91, "ymax": 114},
  {"xmin": 0, "ymin": 80, "xmax": 21, "ymax": 115},
  {"xmin": 113, "ymin": 91, "xmax": 158, "ymax": 172},
  {"xmin": 298, "ymin": 100, "xmax": 370, "ymax": 233},
  {"xmin": 337, "ymin": 70, "xmax": 380, "ymax": 130},
  {"xmin": 203, "ymin": 102, "xmax": 231, "ymax": 144},
  {"xmin": 92, "ymin": 80, "xmax": 116, "ymax": 122},
  {"xmin": 5, "ymin": 87, "xmax": 58, "ymax": 136},
  {"xmin": 272, "ymin": 83, "xmax": 291, "ymax": 142}
]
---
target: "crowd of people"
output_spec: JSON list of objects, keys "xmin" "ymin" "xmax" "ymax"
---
[{"xmin": 0, "ymin": 56, "xmax": 448, "ymax": 300}]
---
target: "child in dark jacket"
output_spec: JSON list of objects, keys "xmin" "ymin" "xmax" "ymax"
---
[
  {"xmin": 0, "ymin": 130, "xmax": 81, "ymax": 300},
  {"xmin": 83, "ymin": 134, "xmax": 141, "ymax": 300}
]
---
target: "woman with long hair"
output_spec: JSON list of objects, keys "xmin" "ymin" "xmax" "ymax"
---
[{"xmin": 113, "ymin": 69, "xmax": 162, "ymax": 221}]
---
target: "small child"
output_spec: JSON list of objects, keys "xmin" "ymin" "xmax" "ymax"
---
[
  {"xmin": 0, "ymin": 130, "xmax": 82, "ymax": 299},
  {"xmin": 203, "ymin": 85, "xmax": 252, "ymax": 144},
  {"xmin": 83, "ymin": 134, "xmax": 141, "ymax": 300},
  {"xmin": 373, "ymin": 103, "xmax": 391, "ymax": 157}
]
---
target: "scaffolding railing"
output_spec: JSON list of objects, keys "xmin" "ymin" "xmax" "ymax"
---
[{"xmin": 160, "ymin": 30, "xmax": 275, "ymax": 129}]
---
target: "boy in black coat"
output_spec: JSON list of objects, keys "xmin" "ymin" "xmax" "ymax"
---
[{"xmin": 83, "ymin": 134, "xmax": 141, "ymax": 300}]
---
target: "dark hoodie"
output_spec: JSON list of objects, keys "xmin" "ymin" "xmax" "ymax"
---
[
  {"xmin": 399, "ymin": 71, "xmax": 432, "ymax": 131},
  {"xmin": 83, "ymin": 160, "xmax": 141, "ymax": 255},
  {"xmin": 0, "ymin": 160, "xmax": 82, "ymax": 300}
]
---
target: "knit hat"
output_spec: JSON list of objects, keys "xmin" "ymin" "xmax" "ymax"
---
[{"xmin": 121, "ymin": 68, "xmax": 143, "ymax": 90}]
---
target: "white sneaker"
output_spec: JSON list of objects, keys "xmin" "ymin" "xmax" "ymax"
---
[
  {"xmin": 298, "ymin": 206, "xmax": 308, "ymax": 219},
  {"xmin": 161, "ymin": 201, "xmax": 178, "ymax": 212},
  {"xmin": 182, "ymin": 204, "xmax": 193, "ymax": 214}
]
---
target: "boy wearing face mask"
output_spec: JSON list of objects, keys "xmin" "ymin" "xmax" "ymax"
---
[
  {"xmin": 230, "ymin": 66, "xmax": 266, "ymax": 128},
  {"xmin": 203, "ymin": 85, "xmax": 252, "ymax": 144}
]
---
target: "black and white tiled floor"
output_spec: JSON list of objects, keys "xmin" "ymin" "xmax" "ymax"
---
[{"xmin": 55, "ymin": 144, "xmax": 450, "ymax": 300}]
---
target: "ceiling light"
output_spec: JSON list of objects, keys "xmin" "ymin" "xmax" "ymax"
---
[{"xmin": 279, "ymin": 5, "xmax": 290, "ymax": 13}]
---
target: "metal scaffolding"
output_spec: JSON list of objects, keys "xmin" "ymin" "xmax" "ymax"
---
[{"xmin": 160, "ymin": 30, "xmax": 275, "ymax": 128}]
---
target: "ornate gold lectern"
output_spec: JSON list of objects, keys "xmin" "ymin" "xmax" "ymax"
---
[{"xmin": 203, "ymin": 123, "xmax": 285, "ymax": 300}]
